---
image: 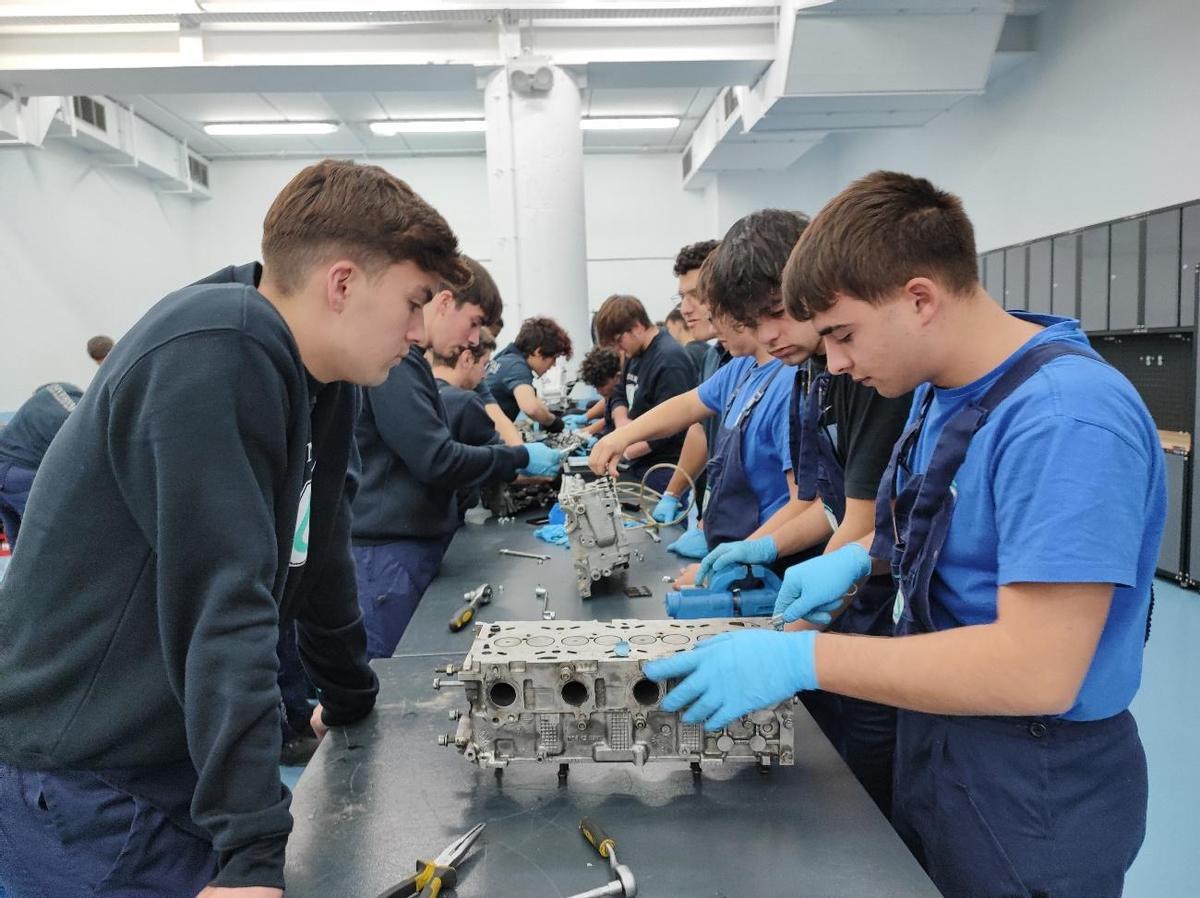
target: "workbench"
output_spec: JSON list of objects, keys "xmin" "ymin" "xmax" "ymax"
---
[{"xmin": 285, "ymin": 519, "xmax": 941, "ymax": 897}]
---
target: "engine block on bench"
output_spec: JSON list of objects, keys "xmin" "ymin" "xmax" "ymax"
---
[
  {"xmin": 558, "ymin": 474, "xmax": 632, "ymax": 597},
  {"xmin": 444, "ymin": 618, "xmax": 796, "ymax": 770}
]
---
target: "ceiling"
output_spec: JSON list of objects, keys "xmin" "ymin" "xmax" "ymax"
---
[
  {"xmin": 112, "ymin": 85, "xmax": 721, "ymax": 158},
  {"xmin": 0, "ymin": 2, "xmax": 1046, "ymax": 165}
]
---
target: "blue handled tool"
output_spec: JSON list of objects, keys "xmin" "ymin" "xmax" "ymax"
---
[{"xmin": 664, "ymin": 564, "xmax": 781, "ymax": 619}]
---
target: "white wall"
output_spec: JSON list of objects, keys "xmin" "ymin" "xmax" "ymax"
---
[
  {"xmin": 584, "ymin": 154, "xmax": 716, "ymax": 323},
  {"xmin": 0, "ymin": 139, "xmax": 195, "ymax": 410},
  {"xmin": 192, "ymin": 153, "xmax": 717, "ymax": 340},
  {"xmin": 744, "ymin": 0, "xmax": 1200, "ymax": 254}
]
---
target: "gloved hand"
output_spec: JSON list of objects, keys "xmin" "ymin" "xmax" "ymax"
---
[
  {"xmin": 774, "ymin": 543, "xmax": 872, "ymax": 626},
  {"xmin": 666, "ymin": 527, "xmax": 709, "ymax": 559},
  {"xmin": 643, "ymin": 629, "xmax": 818, "ymax": 731},
  {"xmin": 520, "ymin": 442, "xmax": 565, "ymax": 477},
  {"xmin": 534, "ymin": 523, "xmax": 570, "ymax": 547},
  {"xmin": 563, "ymin": 413, "xmax": 591, "ymax": 428},
  {"xmin": 545, "ymin": 414, "xmax": 566, "ymax": 435},
  {"xmin": 651, "ymin": 493, "xmax": 681, "ymax": 523},
  {"xmin": 696, "ymin": 536, "xmax": 778, "ymax": 587}
]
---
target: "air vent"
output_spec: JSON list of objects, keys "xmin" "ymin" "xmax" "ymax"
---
[
  {"xmin": 72, "ymin": 96, "xmax": 107, "ymax": 133},
  {"xmin": 188, "ymin": 155, "xmax": 209, "ymax": 188},
  {"xmin": 722, "ymin": 88, "xmax": 739, "ymax": 122},
  {"xmin": 682, "ymin": 147, "xmax": 692, "ymax": 179}
]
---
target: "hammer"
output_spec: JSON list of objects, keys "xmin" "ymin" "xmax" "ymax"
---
[{"xmin": 566, "ymin": 818, "xmax": 637, "ymax": 897}]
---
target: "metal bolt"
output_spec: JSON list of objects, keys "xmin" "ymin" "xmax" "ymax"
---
[
  {"xmin": 448, "ymin": 710, "xmax": 461, "ymax": 721},
  {"xmin": 780, "ymin": 748, "xmax": 794, "ymax": 763},
  {"xmin": 781, "ymin": 715, "xmax": 793, "ymax": 730},
  {"xmin": 436, "ymin": 734, "xmax": 451, "ymax": 746},
  {"xmin": 559, "ymin": 666, "xmax": 573, "ymax": 681},
  {"xmin": 659, "ymin": 724, "xmax": 672, "ymax": 736}
]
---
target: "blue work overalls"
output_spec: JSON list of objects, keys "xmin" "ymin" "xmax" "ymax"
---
[
  {"xmin": 790, "ymin": 366, "xmax": 898, "ymax": 816},
  {"xmin": 873, "ymin": 342, "xmax": 1149, "ymax": 898},
  {"xmin": 702, "ymin": 363, "xmax": 784, "ymax": 550}
]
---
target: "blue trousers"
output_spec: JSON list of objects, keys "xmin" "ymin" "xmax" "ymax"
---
[
  {"xmin": 0, "ymin": 763, "xmax": 217, "ymax": 897},
  {"xmin": 353, "ymin": 535, "xmax": 451, "ymax": 659},
  {"xmin": 0, "ymin": 461, "xmax": 35, "ymax": 549},
  {"xmin": 893, "ymin": 709, "xmax": 1147, "ymax": 898}
]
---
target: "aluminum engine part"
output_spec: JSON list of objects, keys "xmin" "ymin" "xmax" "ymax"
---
[
  {"xmin": 446, "ymin": 618, "xmax": 796, "ymax": 769},
  {"xmin": 480, "ymin": 479, "xmax": 557, "ymax": 519},
  {"xmin": 558, "ymin": 475, "xmax": 631, "ymax": 597},
  {"xmin": 542, "ymin": 430, "xmax": 590, "ymax": 454}
]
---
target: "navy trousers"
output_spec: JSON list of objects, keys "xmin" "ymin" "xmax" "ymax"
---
[
  {"xmin": 0, "ymin": 461, "xmax": 35, "ymax": 549},
  {"xmin": 0, "ymin": 763, "xmax": 217, "ymax": 897},
  {"xmin": 353, "ymin": 535, "xmax": 452, "ymax": 659},
  {"xmin": 893, "ymin": 709, "xmax": 1148, "ymax": 898}
]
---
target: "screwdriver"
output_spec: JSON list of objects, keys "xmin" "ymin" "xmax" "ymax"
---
[
  {"xmin": 448, "ymin": 583, "xmax": 492, "ymax": 632},
  {"xmin": 574, "ymin": 818, "xmax": 637, "ymax": 898}
]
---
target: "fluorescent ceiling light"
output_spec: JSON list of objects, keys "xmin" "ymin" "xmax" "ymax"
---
[
  {"xmin": 369, "ymin": 117, "xmax": 681, "ymax": 136},
  {"xmin": 204, "ymin": 121, "xmax": 338, "ymax": 136},
  {"xmin": 581, "ymin": 117, "xmax": 680, "ymax": 131},
  {"xmin": 370, "ymin": 120, "xmax": 487, "ymax": 135}
]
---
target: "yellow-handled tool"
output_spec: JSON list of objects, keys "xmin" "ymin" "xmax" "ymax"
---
[
  {"xmin": 375, "ymin": 822, "xmax": 485, "ymax": 898},
  {"xmin": 448, "ymin": 583, "xmax": 492, "ymax": 632}
]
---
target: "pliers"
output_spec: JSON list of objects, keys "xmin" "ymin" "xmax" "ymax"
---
[{"xmin": 374, "ymin": 822, "xmax": 485, "ymax": 897}]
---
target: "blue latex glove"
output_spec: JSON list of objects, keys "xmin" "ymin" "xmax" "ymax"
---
[
  {"xmin": 774, "ymin": 543, "xmax": 872, "ymax": 626},
  {"xmin": 520, "ymin": 442, "xmax": 565, "ymax": 477},
  {"xmin": 571, "ymin": 435, "xmax": 598, "ymax": 457},
  {"xmin": 563, "ymin": 413, "xmax": 590, "ymax": 428},
  {"xmin": 534, "ymin": 523, "xmax": 570, "ymax": 547},
  {"xmin": 651, "ymin": 493, "xmax": 681, "ymax": 523},
  {"xmin": 696, "ymin": 536, "xmax": 778, "ymax": 587},
  {"xmin": 643, "ymin": 630, "xmax": 818, "ymax": 731},
  {"xmin": 666, "ymin": 527, "xmax": 709, "ymax": 559}
]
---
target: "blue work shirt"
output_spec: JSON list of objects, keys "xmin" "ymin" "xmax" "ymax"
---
[
  {"xmin": 698, "ymin": 356, "xmax": 795, "ymax": 528},
  {"xmin": 484, "ymin": 344, "xmax": 535, "ymax": 421},
  {"xmin": 900, "ymin": 313, "xmax": 1165, "ymax": 721}
]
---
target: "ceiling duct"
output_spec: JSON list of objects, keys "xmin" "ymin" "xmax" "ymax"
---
[{"xmin": 682, "ymin": 0, "xmax": 1036, "ymax": 188}]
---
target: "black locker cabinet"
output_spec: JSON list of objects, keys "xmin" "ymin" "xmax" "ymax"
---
[
  {"xmin": 1052, "ymin": 233, "xmax": 1079, "ymax": 319},
  {"xmin": 1108, "ymin": 219, "xmax": 1142, "ymax": 331},
  {"xmin": 1183, "ymin": 203, "xmax": 1200, "ymax": 329},
  {"xmin": 1145, "ymin": 209, "xmax": 1181, "ymax": 329},
  {"xmin": 1004, "ymin": 246, "xmax": 1028, "ymax": 311},
  {"xmin": 984, "ymin": 251, "xmax": 1005, "ymax": 303},
  {"xmin": 1160, "ymin": 450, "xmax": 1187, "ymax": 579},
  {"xmin": 1027, "ymin": 240, "xmax": 1052, "ymax": 314},
  {"xmin": 1080, "ymin": 225, "xmax": 1110, "ymax": 331}
]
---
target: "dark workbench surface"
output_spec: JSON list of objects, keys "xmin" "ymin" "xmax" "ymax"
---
[
  {"xmin": 285, "ymin": 520, "xmax": 940, "ymax": 897},
  {"xmin": 394, "ymin": 517, "xmax": 688, "ymax": 657}
]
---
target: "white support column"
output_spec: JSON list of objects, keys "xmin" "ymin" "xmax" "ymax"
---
[{"xmin": 485, "ymin": 62, "xmax": 590, "ymax": 370}]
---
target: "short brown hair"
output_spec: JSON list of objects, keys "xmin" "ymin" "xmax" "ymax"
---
[
  {"xmin": 784, "ymin": 170, "xmax": 978, "ymax": 320},
  {"xmin": 86, "ymin": 335, "xmax": 113, "ymax": 362},
  {"xmin": 673, "ymin": 239, "xmax": 719, "ymax": 277},
  {"xmin": 593, "ymin": 295, "xmax": 652, "ymax": 346},
  {"xmin": 262, "ymin": 159, "xmax": 468, "ymax": 294},
  {"xmin": 708, "ymin": 209, "xmax": 810, "ymax": 326},
  {"xmin": 448, "ymin": 257, "xmax": 502, "ymax": 329},
  {"xmin": 514, "ymin": 317, "xmax": 573, "ymax": 360}
]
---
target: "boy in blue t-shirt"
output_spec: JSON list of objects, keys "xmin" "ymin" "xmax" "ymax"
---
[{"xmin": 645, "ymin": 171, "xmax": 1164, "ymax": 898}]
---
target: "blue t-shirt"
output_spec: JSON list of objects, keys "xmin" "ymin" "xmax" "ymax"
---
[
  {"xmin": 484, "ymin": 344, "xmax": 534, "ymax": 421},
  {"xmin": 899, "ymin": 313, "xmax": 1165, "ymax": 721},
  {"xmin": 698, "ymin": 356, "xmax": 795, "ymax": 528}
]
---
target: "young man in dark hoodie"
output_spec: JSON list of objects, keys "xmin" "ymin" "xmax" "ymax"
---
[
  {"xmin": 0, "ymin": 159, "xmax": 465, "ymax": 897},
  {"xmin": 352, "ymin": 257, "xmax": 563, "ymax": 659}
]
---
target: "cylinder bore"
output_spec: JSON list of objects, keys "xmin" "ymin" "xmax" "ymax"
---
[
  {"xmin": 560, "ymin": 680, "xmax": 589, "ymax": 706},
  {"xmin": 488, "ymin": 681, "xmax": 517, "ymax": 708},
  {"xmin": 632, "ymin": 678, "xmax": 660, "ymax": 707}
]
